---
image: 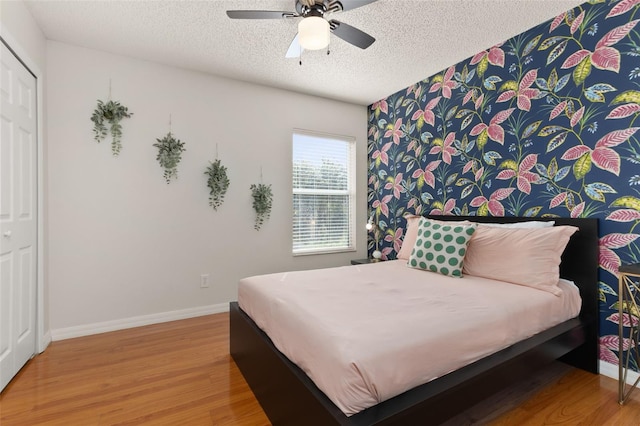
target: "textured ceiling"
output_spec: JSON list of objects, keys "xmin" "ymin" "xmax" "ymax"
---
[{"xmin": 24, "ymin": 0, "xmax": 584, "ymax": 106}]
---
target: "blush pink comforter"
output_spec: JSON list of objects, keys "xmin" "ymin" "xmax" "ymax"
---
[{"xmin": 237, "ymin": 260, "xmax": 581, "ymax": 416}]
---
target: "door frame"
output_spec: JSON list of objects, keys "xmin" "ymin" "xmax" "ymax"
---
[{"xmin": 0, "ymin": 29, "xmax": 48, "ymax": 353}]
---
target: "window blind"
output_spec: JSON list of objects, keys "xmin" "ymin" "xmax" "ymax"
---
[{"xmin": 292, "ymin": 132, "xmax": 355, "ymax": 255}]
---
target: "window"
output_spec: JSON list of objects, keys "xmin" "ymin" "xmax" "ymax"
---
[{"xmin": 292, "ymin": 130, "xmax": 355, "ymax": 255}]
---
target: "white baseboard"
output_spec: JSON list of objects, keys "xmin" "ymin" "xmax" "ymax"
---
[
  {"xmin": 600, "ymin": 360, "xmax": 640, "ymax": 385},
  {"xmin": 39, "ymin": 330, "xmax": 52, "ymax": 353},
  {"xmin": 51, "ymin": 303, "xmax": 229, "ymax": 341}
]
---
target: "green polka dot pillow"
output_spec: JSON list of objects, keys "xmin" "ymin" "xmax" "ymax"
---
[{"xmin": 408, "ymin": 218, "xmax": 477, "ymax": 277}]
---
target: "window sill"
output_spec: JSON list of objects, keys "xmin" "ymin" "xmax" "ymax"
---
[{"xmin": 292, "ymin": 247, "xmax": 356, "ymax": 257}]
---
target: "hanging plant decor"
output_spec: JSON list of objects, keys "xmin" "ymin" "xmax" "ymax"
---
[
  {"xmin": 90, "ymin": 99, "xmax": 132, "ymax": 156},
  {"xmin": 153, "ymin": 132, "xmax": 186, "ymax": 184},
  {"xmin": 205, "ymin": 159, "xmax": 230, "ymax": 210},
  {"xmin": 250, "ymin": 183, "xmax": 273, "ymax": 230}
]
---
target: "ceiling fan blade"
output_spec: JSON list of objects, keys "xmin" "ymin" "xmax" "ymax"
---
[
  {"xmin": 226, "ymin": 10, "xmax": 297, "ymax": 19},
  {"xmin": 332, "ymin": 0, "xmax": 378, "ymax": 12},
  {"xmin": 329, "ymin": 20, "xmax": 375, "ymax": 49},
  {"xmin": 285, "ymin": 33, "xmax": 304, "ymax": 58}
]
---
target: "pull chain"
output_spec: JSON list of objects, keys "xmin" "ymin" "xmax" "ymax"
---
[
  {"xmin": 169, "ymin": 114, "xmax": 172, "ymax": 133},
  {"xmin": 108, "ymin": 78, "xmax": 112, "ymax": 100},
  {"xmin": 216, "ymin": 143, "xmax": 219, "ymax": 159}
]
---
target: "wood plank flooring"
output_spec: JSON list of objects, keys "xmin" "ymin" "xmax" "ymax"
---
[{"xmin": 1, "ymin": 313, "xmax": 639, "ymax": 425}]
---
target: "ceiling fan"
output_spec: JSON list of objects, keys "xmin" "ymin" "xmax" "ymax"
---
[{"xmin": 226, "ymin": 0, "xmax": 378, "ymax": 58}]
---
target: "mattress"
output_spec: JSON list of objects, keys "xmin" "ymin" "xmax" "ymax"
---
[{"xmin": 237, "ymin": 260, "xmax": 581, "ymax": 416}]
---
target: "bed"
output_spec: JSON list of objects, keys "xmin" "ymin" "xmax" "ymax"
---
[{"xmin": 230, "ymin": 216, "xmax": 599, "ymax": 425}]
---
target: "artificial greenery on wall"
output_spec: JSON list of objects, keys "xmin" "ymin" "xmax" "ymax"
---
[
  {"xmin": 90, "ymin": 99, "xmax": 132, "ymax": 156},
  {"xmin": 153, "ymin": 132, "xmax": 186, "ymax": 184},
  {"xmin": 205, "ymin": 159, "xmax": 230, "ymax": 210},
  {"xmin": 250, "ymin": 183, "xmax": 273, "ymax": 230}
]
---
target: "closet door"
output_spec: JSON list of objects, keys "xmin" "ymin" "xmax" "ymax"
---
[{"xmin": 0, "ymin": 40, "xmax": 38, "ymax": 392}]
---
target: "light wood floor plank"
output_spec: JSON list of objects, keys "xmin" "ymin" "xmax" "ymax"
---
[{"xmin": 1, "ymin": 313, "xmax": 640, "ymax": 425}]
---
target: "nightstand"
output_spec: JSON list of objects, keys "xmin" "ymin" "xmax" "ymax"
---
[
  {"xmin": 618, "ymin": 263, "xmax": 640, "ymax": 404},
  {"xmin": 350, "ymin": 258, "xmax": 381, "ymax": 265}
]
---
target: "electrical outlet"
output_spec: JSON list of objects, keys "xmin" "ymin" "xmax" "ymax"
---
[{"xmin": 200, "ymin": 274, "xmax": 210, "ymax": 288}]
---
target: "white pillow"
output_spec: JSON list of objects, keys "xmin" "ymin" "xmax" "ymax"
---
[{"xmin": 481, "ymin": 220, "xmax": 555, "ymax": 229}]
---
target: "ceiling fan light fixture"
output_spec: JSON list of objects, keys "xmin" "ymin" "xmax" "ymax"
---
[{"xmin": 298, "ymin": 16, "xmax": 330, "ymax": 50}]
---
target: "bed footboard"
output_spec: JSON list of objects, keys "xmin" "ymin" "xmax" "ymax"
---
[
  {"xmin": 230, "ymin": 301, "xmax": 345, "ymax": 425},
  {"xmin": 231, "ymin": 301, "xmax": 591, "ymax": 426}
]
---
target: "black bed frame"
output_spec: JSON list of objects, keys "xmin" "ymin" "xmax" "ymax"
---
[{"xmin": 230, "ymin": 216, "xmax": 599, "ymax": 425}]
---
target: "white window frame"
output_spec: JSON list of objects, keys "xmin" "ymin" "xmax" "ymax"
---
[{"xmin": 292, "ymin": 129, "xmax": 356, "ymax": 256}]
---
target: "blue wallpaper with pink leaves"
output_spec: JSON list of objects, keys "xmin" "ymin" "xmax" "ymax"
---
[{"xmin": 367, "ymin": 0, "xmax": 640, "ymax": 368}]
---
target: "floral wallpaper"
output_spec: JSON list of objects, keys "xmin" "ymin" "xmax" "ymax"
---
[{"xmin": 367, "ymin": 0, "xmax": 640, "ymax": 369}]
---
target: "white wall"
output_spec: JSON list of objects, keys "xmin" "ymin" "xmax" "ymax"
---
[
  {"xmin": 0, "ymin": 0, "xmax": 50, "ymax": 342},
  {"xmin": 47, "ymin": 42, "xmax": 368, "ymax": 332},
  {"xmin": 0, "ymin": 1, "xmax": 46, "ymax": 69}
]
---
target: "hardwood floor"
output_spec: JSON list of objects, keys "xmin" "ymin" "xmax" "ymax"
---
[
  {"xmin": 1, "ymin": 313, "xmax": 639, "ymax": 425},
  {"xmin": 0, "ymin": 314, "xmax": 269, "ymax": 425}
]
